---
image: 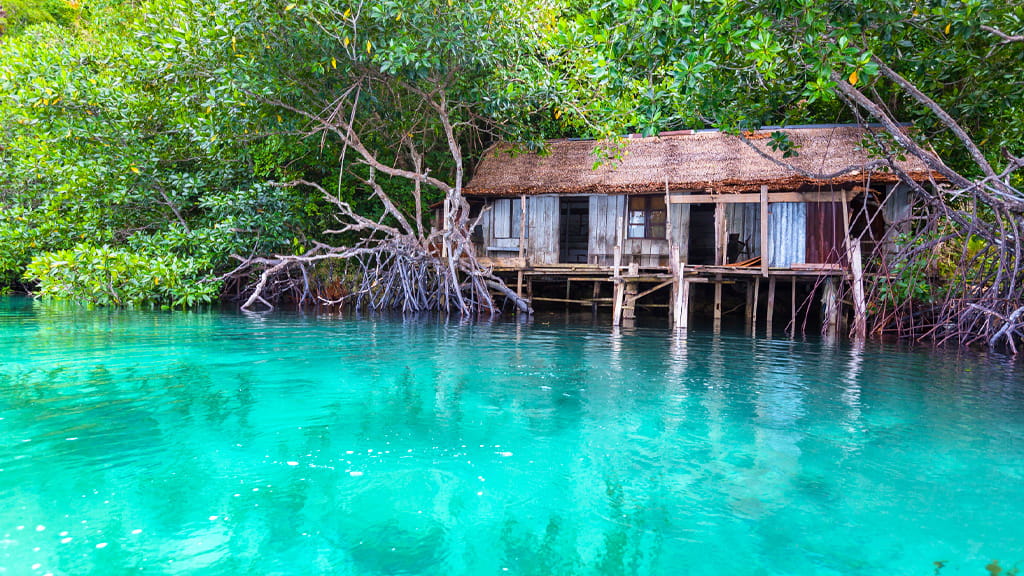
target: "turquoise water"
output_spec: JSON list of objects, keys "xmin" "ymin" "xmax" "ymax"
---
[{"xmin": 1, "ymin": 297, "xmax": 1022, "ymax": 576}]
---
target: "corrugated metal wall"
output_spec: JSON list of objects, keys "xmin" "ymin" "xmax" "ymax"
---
[{"xmin": 767, "ymin": 202, "xmax": 806, "ymax": 267}]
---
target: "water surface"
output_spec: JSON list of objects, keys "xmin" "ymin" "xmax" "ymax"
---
[{"xmin": 1, "ymin": 297, "xmax": 1022, "ymax": 575}]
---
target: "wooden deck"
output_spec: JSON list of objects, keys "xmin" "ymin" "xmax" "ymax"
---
[
  {"xmin": 484, "ymin": 260, "xmax": 847, "ymax": 279},
  {"xmin": 485, "ymin": 254, "xmax": 857, "ymax": 336}
]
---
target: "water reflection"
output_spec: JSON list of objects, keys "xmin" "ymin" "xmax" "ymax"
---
[{"xmin": 0, "ymin": 298, "xmax": 1022, "ymax": 575}]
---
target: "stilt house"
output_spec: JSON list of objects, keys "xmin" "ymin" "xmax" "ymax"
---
[
  {"xmin": 466, "ymin": 125, "xmax": 935, "ymax": 270},
  {"xmin": 463, "ymin": 124, "xmax": 940, "ymax": 329}
]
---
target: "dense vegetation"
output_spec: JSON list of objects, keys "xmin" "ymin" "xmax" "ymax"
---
[{"xmin": 1, "ymin": 0, "xmax": 1022, "ymax": 346}]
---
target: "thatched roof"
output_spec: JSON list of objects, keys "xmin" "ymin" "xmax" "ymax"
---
[{"xmin": 465, "ymin": 125, "xmax": 939, "ymax": 197}]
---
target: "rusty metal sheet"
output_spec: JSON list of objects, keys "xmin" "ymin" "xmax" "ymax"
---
[{"xmin": 806, "ymin": 202, "xmax": 847, "ymax": 265}]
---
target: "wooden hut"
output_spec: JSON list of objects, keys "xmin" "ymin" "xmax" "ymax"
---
[{"xmin": 463, "ymin": 125, "xmax": 939, "ymax": 331}]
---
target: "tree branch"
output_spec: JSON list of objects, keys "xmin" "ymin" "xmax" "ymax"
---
[
  {"xmin": 830, "ymin": 72, "xmax": 973, "ymax": 189},
  {"xmin": 871, "ymin": 56, "xmax": 1004, "ymax": 185},
  {"xmin": 981, "ymin": 25, "xmax": 1024, "ymax": 45},
  {"xmin": 737, "ymin": 132, "xmax": 895, "ymax": 180}
]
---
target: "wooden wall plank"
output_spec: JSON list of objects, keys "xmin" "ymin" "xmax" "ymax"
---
[
  {"xmin": 493, "ymin": 198, "xmax": 511, "ymax": 239},
  {"xmin": 589, "ymin": 195, "xmax": 619, "ymax": 265},
  {"xmin": 528, "ymin": 195, "xmax": 560, "ymax": 264},
  {"xmin": 671, "ymin": 204, "xmax": 690, "ymax": 262}
]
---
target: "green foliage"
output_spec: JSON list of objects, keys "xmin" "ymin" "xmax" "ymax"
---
[
  {"xmin": 873, "ymin": 231, "xmax": 962, "ymax": 309},
  {"xmin": 767, "ymin": 131, "xmax": 800, "ymax": 159},
  {"xmin": 0, "ymin": 0, "xmax": 79, "ymax": 36},
  {"xmin": 0, "ymin": 0, "xmax": 330, "ymax": 300},
  {"xmin": 3, "ymin": 0, "xmax": 1019, "ymax": 313},
  {"xmin": 542, "ymin": 0, "xmax": 1024, "ymax": 178},
  {"xmin": 875, "ymin": 256, "xmax": 934, "ymax": 309},
  {"xmin": 0, "ymin": 0, "xmax": 564, "ymax": 308},
  {"xmin": 24, "ymin": 244, "xmax": 221, "ymax": 307}
]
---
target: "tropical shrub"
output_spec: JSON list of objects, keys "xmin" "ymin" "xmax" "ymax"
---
[{"xmin": 23, "ymin": 244, "xmax": 221, "ymax": 308}]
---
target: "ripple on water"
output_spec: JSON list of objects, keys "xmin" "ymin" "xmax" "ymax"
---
[{"xmin": 0, "ymin": 298, "xmax": 1022, "ymax": 575}]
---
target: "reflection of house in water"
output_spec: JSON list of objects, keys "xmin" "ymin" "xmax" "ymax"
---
[{"xmin": 463, "ymin": 125, "xmax": 941, "ymax": 333}]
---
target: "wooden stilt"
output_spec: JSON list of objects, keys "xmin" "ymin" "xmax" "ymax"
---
[
  {"xmin": 623, "ymin": 280, "xmax": 638, "ymax": 322},
  {"xmin": 713, "ymin": 274, "xmax": 723, "ymax": 320},
  {"xmin": 850, "ymin": 239, "xmax": 867, "ymax": 341},
  {"xmin": 791, "ymin": 276, "xmax": 797, "ymax": 336},
  {"xmin": 670, "ymin": 280, "xmax": 678, "ymax": 325},
  {"xmin": 592, "ymin": 281, "xmax": 600, "ymax": 316},
  {"xmin": 516, "ymin": 270, "xmax": 524, "ymax": 298},
  {"xmin": 674, "ymin": 276, "xmax": 687, "ymax": 328},
  {"xmin": 745, "ymin": 281, "xmax": 754, "ymax": 327},
  {"xmin": 623, "ymin": 262, "xmax": 639, "ymax": 323},
  {"xmin": 752, "ymin": 276, "xmax": 761, "ymax": 332},
  {"xmin": 612, "ymin": 282, "xmax": 624, "ymax": 326},
  {"xmin": 766, "ymin": 276, "xmax": 776, "ymax": 337},
  {"xmin": 669, "ymin": 244, "xmax": 680, "ymax": 326},
  {"xmin": 612, "ymin": 245, "xmax": 623, "ymax": 326},
  {"xmin": 679, "ymin": 273, "xmax": 690, "ymax": 329}
]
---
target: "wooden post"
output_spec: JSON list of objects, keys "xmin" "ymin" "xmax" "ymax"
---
[
  {"xmin": 612, "ymin": 245, "xmax": 623, "ymax": 326},
  {"xmin": 613, "ymin": 283, "xmax": 624, "ymax": 326},
  {"xmin": 713, "ymin": 274, "xmax": 723, "ymax": 320},
  {"xmin": 714, "ymin": 202, "xmax": 727, "ymax": 266},
  {"xmin": 839, "ymin": 187, "xmax": 853, "ymax": 336},
  {"xmin": 850, "ymin": 239, "xmax": 867, "ymax": 341},
  {"xmin": 791, "ymin": 276, "xmax": 797, "ymax": 336},
  {"xmin": 670, "ymin": 244, "xmax": 680, "ymax": 325},
  {"xmin": 745, "ymin": 281, "xmax": 754, "ymax": 327},
  {"xmin": 840, "ymin": 187, "xmax": 852, "ymax": 258},
  {"xmin": 516, "ymin": 270, "xmax": 524, "ymax": 299},
  {"xmin": 766, "ymin": 276, "xmax": 776, "ymax": 337},
  {"xmin": 760, "ymin": 185, "xmax": 769, "ymax": 277},
  {"xmin": 752, "ymin": 276, "xmax": 760, "ymax": 331},
  {"xmin": 592, "ymin": 281, "xmax": 600, "ymax": 316},
  {"xmin": 678, "ymin": 269, "xmax": 690, "ymax": 329},
  {"xmin": 623, "ymin": 279, "xmax": 638, "ymax": 322}
]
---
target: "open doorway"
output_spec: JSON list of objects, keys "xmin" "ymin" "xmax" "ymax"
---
[
  {"xmin": 559, "ymin": 197, "xmax": 589, "ymax": 263},
  {"xmin": 688, "ymin": 204, "xmax": 716, "ymax": 265}
]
